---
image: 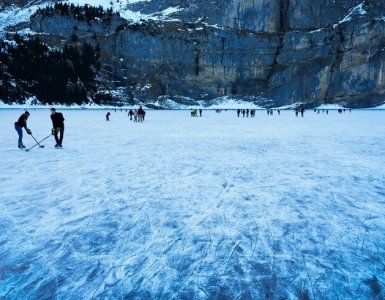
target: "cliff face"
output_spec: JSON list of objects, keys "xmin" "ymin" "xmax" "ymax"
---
[
  {"xmin": 126, "ymin": 0, "xmax": 362, "ymax": 32},
  {"xmin": 30, "ymin": 0, "xmax": 385, "ymax": 107}
]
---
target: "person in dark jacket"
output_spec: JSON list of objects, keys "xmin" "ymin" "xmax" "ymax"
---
[
  {"xmin": 138, "ymin": 106, "xmax": 145, "ymax": 122},
  {"xmin": 128, "ymin": 109, "xmax": 134, "ymax": 120},
  {"xmin": 14, "ymin": 111, "xmax": 32, "ymax": 148},
  {"xmin": 50, "ymin": 108, "xmax": 65, "ymax": 148}
]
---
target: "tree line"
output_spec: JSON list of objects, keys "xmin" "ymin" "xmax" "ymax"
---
[
  {"xmin": 33, "ymin": 2, "xmax": 120, "ymax": 24},
  {"xmin": 0, "ymin": 34, "xmax": 100, "ymax": 105}
]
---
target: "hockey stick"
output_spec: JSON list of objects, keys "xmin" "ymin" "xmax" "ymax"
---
[
  {"xmin": 30, "ymin": 134, "xmax": 45, "ymax": 148},
  {"xmin": 26, "ymin": 134, "xmax": 52, "ymax": 152}
]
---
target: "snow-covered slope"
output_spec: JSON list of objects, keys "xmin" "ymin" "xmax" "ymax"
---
[
  {"xmin": 0, "ymin": 0, "xmax": 183, "ymax": 37},
  {"xmin": 67, "ymin": 0, "xmax": 184, "ymax": 22},
  {"xmin": 0, "ymin": 2, "xmax": 52, "ymax": 36}
]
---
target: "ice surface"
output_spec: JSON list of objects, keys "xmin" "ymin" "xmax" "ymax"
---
[{"xmin": 1, "ymin": 109, "xmax": 385, "ymax": 298}]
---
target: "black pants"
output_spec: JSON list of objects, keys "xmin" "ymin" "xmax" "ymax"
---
[{"xmin": 54, "ymin": 127, "xmax": 64, "ymax": 146}]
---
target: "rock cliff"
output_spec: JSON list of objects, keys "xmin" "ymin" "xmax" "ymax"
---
[{"xmin": 25, "ymin": 0, "xmax": 385, "ymax": 107}]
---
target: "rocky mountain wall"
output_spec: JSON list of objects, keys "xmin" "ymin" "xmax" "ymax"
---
[
  {"xmin": 29, "ymin": 1, "xmax": 385, "ymax": 107},
  {"xmin": 128, "ymin": 0, "xmax": 365, "ymax": 32}
]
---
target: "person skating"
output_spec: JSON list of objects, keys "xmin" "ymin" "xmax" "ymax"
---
[
  {"xmin": 14, "ymin": 111, "xmax": 32, "ymax": 148},
  {"xmin": 106, "ymin": 112, "xmax": 111, "ymax": 121},
  {"xmin": 138, "ymin": 106, "xmax": 145, "ymax": 122},
  {"xmin": 50, "ymin": 108, "xmax": 65, "ymax": 148},
  {"xmin": 128, "ymin": 109, "xmax": 134, "ymax": 120}
]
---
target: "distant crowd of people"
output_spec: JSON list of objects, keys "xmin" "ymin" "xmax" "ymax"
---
[
  {"xmin": 234, "ymin": 107, "xmax": 353, "ymax": 118},
  {"xmin": 14, "ymin": 106, "xmax": 353, "ymax": 150},
  {"xmin": 106, "ymin": 106, "xmax": 146, "ymax": 122},
  {"xmin": 313, "ymin": 108, "xmax": 351, "ymax": 114},
  {"xmin": 190, "ymin": 109, "xmax": 203, "ymax": 117},
  {"xmin": 236, "ymin": 109, "xmax": 258, "ymax": 117},
  {"xmin": 295, "ymin": 107, "xmax": 305, "ymax": 117}
]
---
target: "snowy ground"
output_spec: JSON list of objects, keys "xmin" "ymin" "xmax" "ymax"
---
[{"xmin": 1, "ymin": 109, "xmax": 385, "ymax": 299}]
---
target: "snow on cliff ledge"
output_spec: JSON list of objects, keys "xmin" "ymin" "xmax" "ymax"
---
[{"xmin": 0, "ymin": 0, "xmax": 183, "ymax": 37}]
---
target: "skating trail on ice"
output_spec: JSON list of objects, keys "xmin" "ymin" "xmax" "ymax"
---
[{"xmin": 0, "ymin": 109, "xmax": 384, "ymax": 298}]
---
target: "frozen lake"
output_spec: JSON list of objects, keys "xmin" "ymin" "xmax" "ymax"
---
[{"xmin": 1, "ymin": 109, "xmax": 385, "ymax": 299}]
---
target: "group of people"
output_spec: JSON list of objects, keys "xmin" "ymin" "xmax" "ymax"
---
[
  {"xmin": 312, "ymin": 108, "xmax": 351, "ymax": 114},
  {"xmin": 128, "ymin": 106, "xmax": 146, "ymax": 122},
  {"xmin": 337, "ymin": 108, "xmax": 351, "ymax": 114},
  {"xmin": 236, "ymin": 109, "xmax": 258, "ymax": 117},
  {"xmin": 15, "ymin": 106, "xmax": 353, "ymax": 149},
  {"xmin": 267, "ymin": 109, "xmax": 280, "ymax": 115},
  {"xmin": 295, "ymin": 107, "xmax": 305, "ymax": 117},
  {"xmin": 14, "ymin": 108, "xmax": 65, "ymax": 149},
  {"xmin": 107, "ymin": 106, "xmax": 146, "ymax": 122},
  {"xmin": 190, "ymin": 109, "xmax": 203, "ymax": 117}
]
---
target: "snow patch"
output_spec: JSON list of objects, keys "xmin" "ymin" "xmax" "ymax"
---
[
  {"xmin": 274, "ymin": 102, "xmax": 303, "ymax": 110},
  {"xmin": 0, "ymin": 2, "xmax": 55, "ymax": 37},
  {"xmin": 204, "ymin": 97, "xmax": 263, "ymax": 109},
  {"xmin": 333, "ymin": 2, "xmax": 367, "ymax": 28},
  {"xmin": 365, "ymin": 102, "xmax": 385, "ymax": 109},
  {"xmin": 62, "ymin": 0, "xmax": 149, "ymax": 9},
  {"xmin": 152, "ymin": 99, "xmax": 193, "ymax": 109},
  {"xmin": 1, "ymin": 0, "xmax": 185, "ymax": 36},
  {"xmin": 309, "ymin": 28, "xmax": 323, "ymax": 34},
  {"xmin": 316, "ymin": 103, "xmax": 347, "ymax": 110}
]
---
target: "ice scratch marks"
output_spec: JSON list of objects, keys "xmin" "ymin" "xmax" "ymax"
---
[
  {"xmin": 363, "ymin": 275, "xmax": 382, "ymax": 298},
  {"xmin": 375, "ymin": 184, "xmax": 385, "ymax": 198},
  {"xmin": 0, "ymin": 264, "xmax": 30, "ymax": 286},
  {"xmin": 227, "ymin": 240, "xmax": 243, "ymax": 265},
  {"xmin": 2, "ymin": 110, "xmax": 385, "ymax": 298}
]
